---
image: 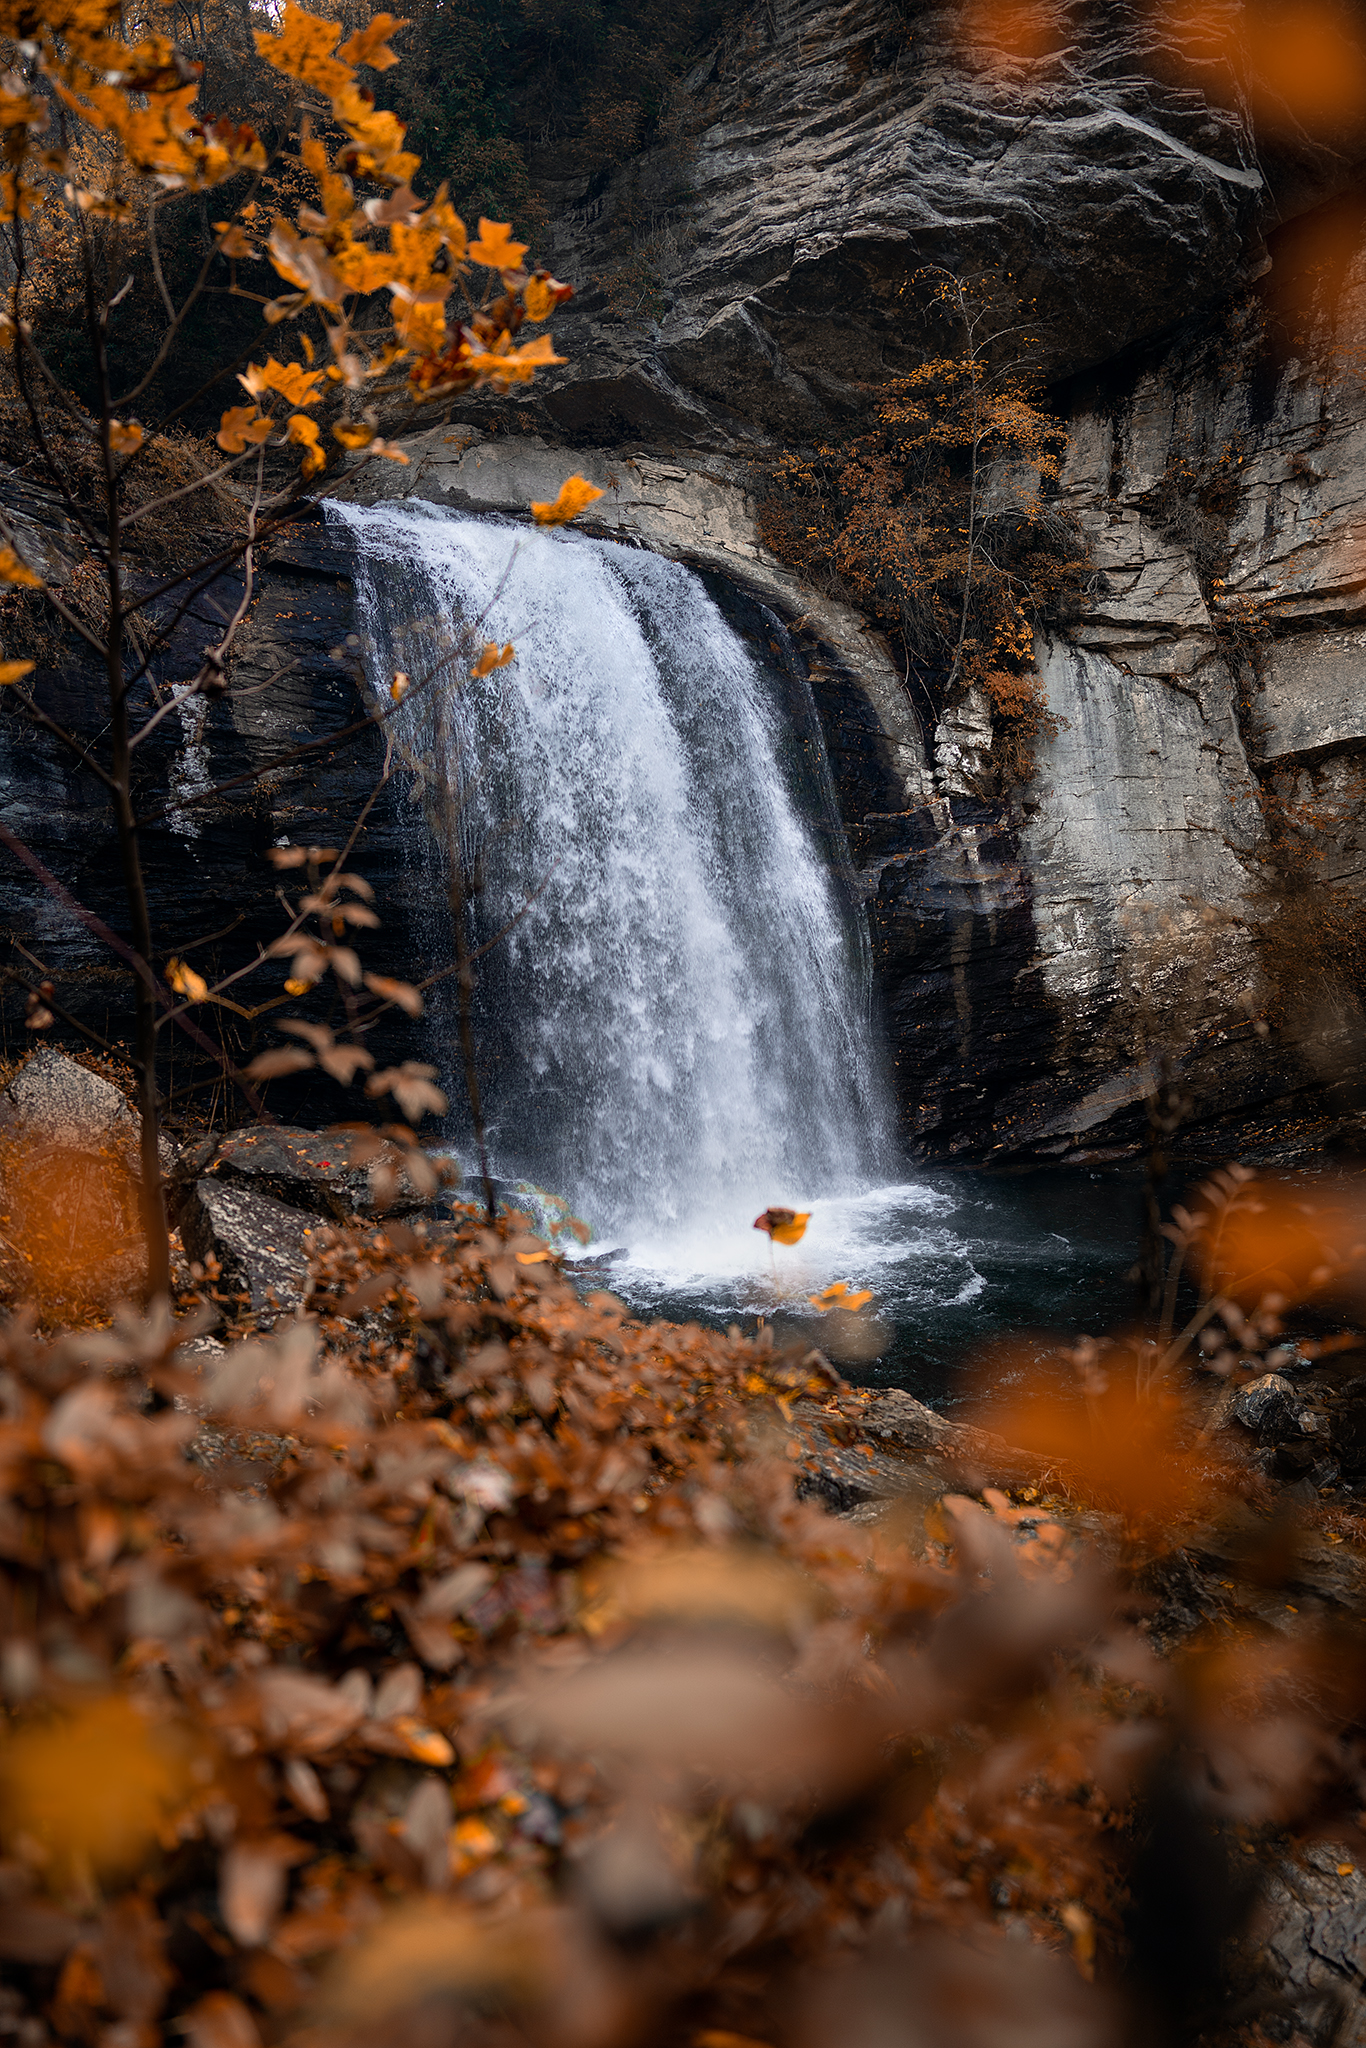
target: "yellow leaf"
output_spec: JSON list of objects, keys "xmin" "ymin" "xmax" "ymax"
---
[
  {"xmin": 0, "ymin": 547, "xmax": 39, "ymax": 587},
  {"xmin": 370, "ymin": 437, "xmax": 410, "ymax": 464},
  {"xmin": 809, "ymin": 1281, "xmax": 873, "ymax": 1312},
  {"xmin": 216, "ymin": 405, "xmax": 273, "ymax": 453},
  {"xmin": 268, "ymin": 221, "xmax": 343, "ymax": 307},
  {"xmin": 338, "ymin": 13, "xmax": 410, "ymax": 70},
  {"xmin": 471, "ymin": 641, "xmax": 514, "ymax": 678},
  {"xmin": 287, "ymin": 413, "xmax": 326, "ymax": 477},
  {"xmin": 284, "ymin": 978, "xmax": 312, "ymax": 996},
  {"xmin": 238, "ymin": 357, "xmax": 325, "ymax": 407},
  {"xmin": 523, "ymin": 274, "xmax": 555, "ymax": 321},
  {"xmin": 753, "ymin": 1206, "xmax": 810, "ymax": 1247},
  {"xmin": 0, "ymin": 659, "xmax": 34, "ymax": 684},
  {"xmin": 0, "ymin": 1694, "xmax": 192, "ymax": 1878},
  {"xmin": 467, "ymin": 216, "xmax": 528, "ymax": 269},
  {"xmin": 389, "ymin": 670, "xmax": 409, "ymax": 700},
  {"xmin": 168, "ymin": 957, "xmax": 210, "ymax": 1003},
  {"xmin": 109, "ymin": 420, "xmax": 143, "ymax": 454},
  {"xmin": 391, "ymin": 1716, "xmax": 453, "ymax": 1766},
  {"xmin": 522, "ymin": 272, "xmax": 572, "ymax": 320},
  {"xmin": 331, "ymin": 420, "xmax": 375, "ymax": 452},
  {"xmin": 254, "ymin": 2, "xmax": 351, "ymax": 99},
  {"xmin": 530, "ymin": 475, "xmax": 604, "ymax": 527},
  {"xmin": 214, "ymin": 223, "xmax": 253, "ymax": 259},
  {"xmin": 516, "ymin": 1250, "xmax": 552, "ymax": 1264}
]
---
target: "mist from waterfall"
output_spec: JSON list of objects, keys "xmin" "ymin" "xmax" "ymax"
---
[{"xmin": 328, "ymin": 498, "xmax": 890, "ymax": 1259}]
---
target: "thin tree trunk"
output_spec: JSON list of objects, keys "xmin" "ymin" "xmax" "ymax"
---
[{"xmin": 87, "ymin": 213, "xmax": 171, "ymax": 1299}]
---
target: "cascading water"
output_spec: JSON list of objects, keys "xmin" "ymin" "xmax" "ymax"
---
[
  {"xmin": 326, "ymin": 498, "xmax": 1139, "ymax": 1389},
  {"xmin": 330, "ymin": 498, "xmax": 885, "ymax": 1236}
]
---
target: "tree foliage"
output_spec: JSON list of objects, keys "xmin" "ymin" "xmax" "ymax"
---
[
  {"xmin": 0, "ymin": 1167, "xmax": 1363, "ymax": 2043},
  {"xmin": 759, "ymin": 272, "xmax": 1086, "ymax": 786}
]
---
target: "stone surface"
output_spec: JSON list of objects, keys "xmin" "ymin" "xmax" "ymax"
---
[
  {"xmin": 3, "ymin": 1048, "xmax": 137, "ymax": 1154},
  {"xmin": 180, "ymin": 1178, "xmax": 321, "ymax": 1318},
  {"xmin": 526, "ymin": 0, "xmax": 1272, "ymax": 448},
  {"xmin": 1254, "ymin": 1845, "xmax": 1366, "ymax": 2047},
  {"xmin": 1231, "ymin": 1372, "xmax": 1299, "ymax": 1434},
  {"xmin": 197, "ymin": 1123, "xmax": 456, "ymax": 1221}
]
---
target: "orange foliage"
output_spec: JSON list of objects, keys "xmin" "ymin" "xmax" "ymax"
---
[
  {"xmin": 975, "ymin": 1362, "xmax": 1229, "ymax": 1526},
  {"xmin": 759, "ymin": 273, "xmax": 1081, "ymax": 783},
  {"xmin": 0, "ymin": 0, "xmax": 576, "ymax": 494},
  {"xmin": 0, "ymin": 1694, "xmax": 193, "ymax": 1879},
  {"xmin": 1189, "ymin": 1173, "xmax": 1366, "ymax": 1308}
]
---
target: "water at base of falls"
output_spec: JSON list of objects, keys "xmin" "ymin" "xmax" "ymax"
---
[{"xmin": 329, "ymin": 499, "xmax": 1140, "ymax": 1402}]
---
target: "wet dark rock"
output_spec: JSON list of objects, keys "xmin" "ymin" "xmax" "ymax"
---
[
  {"xmin": 1252, "ymin": 1845, "xmax": 1366, "ymax": 2047},
  {"xmin": 194, "ymin": 1123, "xmax": 457, "ymax": 1221},
  {"xmin": 1231, "ymin": 1374, "xmax": 1331, "ymax": 1444},
  {"xmin": 180, "ymin": 1178, "xmax": 321, "ymax": 1319}
]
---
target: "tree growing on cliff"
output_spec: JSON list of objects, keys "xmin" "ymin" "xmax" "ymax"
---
[
  {"xmin": 0, "ymin": 0, "xmax": 587, "ymax": 1296},
  {"xmin": 759, "ymin": 268, "xmax": 1085, "ymax": 784}
]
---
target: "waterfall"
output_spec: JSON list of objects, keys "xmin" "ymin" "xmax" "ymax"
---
[{"xmin": 327, "ymin": 499, "xmax": 888, "ymax": 1250}]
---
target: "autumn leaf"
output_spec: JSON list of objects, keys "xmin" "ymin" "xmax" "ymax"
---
[
  {"xmin": 286, "ymin": 412, "xmax": 326, "ymax": 476},
  {"xmin": 254, "ymin": 2, "xmax": 351, "ymax": 99},
  {"xmin": 0, "ymin": 1695, "xmax": 191, "ymax": 1878},
  {"xmin": 338, "ymin": 14, "xmax": 410, "ymax": 70},
  {"xmin": 216, "ymin": 405, "xmax": 273, "ymax": 453},
  {"xmin": 810, "ymin": 1281, "xmax": 873, "ymax": 1312},
  {"xmin": 268, "ymin": 221, "xmax": 342, "ymax": 308},
  {"xmin": 364, "ymin": 971, "xmax": 423, "ymax": 1016},
  {"xmin": 108, "ymin": 420, "xmax": 142, "ymax": 453},
  {"xmin": 388, "ymin": 670, "xmax": 409, "ymax": 700},
  {"xmin": 182, "ymin": 1993, "xmax": 262, "ymax": 2048},
  {"xmin": 167, "ymin": 957, "xmax": 210, "ymax": 1003},
  {"xmin": 366, "ymin": 1062, "xmax": 447, "ymax": 1122},
  {"xmin": 238, "ymin": 357, "xmax": 324, "ymax": 408},
  {"xmin": 522, "ymin": 271, "xmax": 573, "ymax": 321},
  {"xmin": 467, "ymin": 216, "xmax": 528, "ymax": 269},
  {"xmin": 530, "ymin": 475, "xmax": 604, "ymax": 526},
  {"xmin": 333, "ymin": 420, "xmax": 375, "ymax": 450},
  {"xmin": 0, "ymin": 658, "xmax": 35, "ymax": 683},
  {"xmin": 0, "ymin": 547, "xmax": 40, "ymax": 587},
  {"xmin": 754, "ymin": 1207, "xmax": 810, "ymax": 1247},
  {"xmin": 245, "ymin": 1046, "xmax": 315, "ymax": 1080},
  {"xmin": 214, "ymin": 221, "xmax": 254, "ymax": 259},
  {"xmin": 471, "ymin": 641, "xmax": 514, "ymax": 677}
]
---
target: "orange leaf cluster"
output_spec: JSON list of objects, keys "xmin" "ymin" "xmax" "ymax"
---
[{"xmin": 0, "ymin": 1, "xmax": 575, "ymax": 493}]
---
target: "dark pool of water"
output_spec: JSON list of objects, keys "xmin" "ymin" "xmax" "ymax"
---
[{"xmin": 564, "ymin": 1164, "xmax": 1149, "ymax": 1410}]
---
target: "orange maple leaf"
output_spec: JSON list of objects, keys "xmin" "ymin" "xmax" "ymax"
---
[
  {"xmin": 530, "ymin": 475, "xmax": 604, "ymax": 527},
  {"xmin": 467, "ymin": 217, "xmax": 528, "ymax": 269}
]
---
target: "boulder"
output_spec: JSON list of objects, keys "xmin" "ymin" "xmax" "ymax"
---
[
  {"xmin": 3, "ymin": 1047, "xmax": 137, "ymax": 1154},
  {"xmin": 1253, "ymin": 1844, "xmax": 1366, "ymax": 2047},
  {"xmin": 180, "ymin": 1178, "xmax": 321, "ymax": 1318},
  {"xmin": 190, "ymin": 1123, "xmax": 458, "ymax": 1220},
  {"xmin": 1230, "ymin": 1373, "xmax": 1331, "ymax": 1443}
]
